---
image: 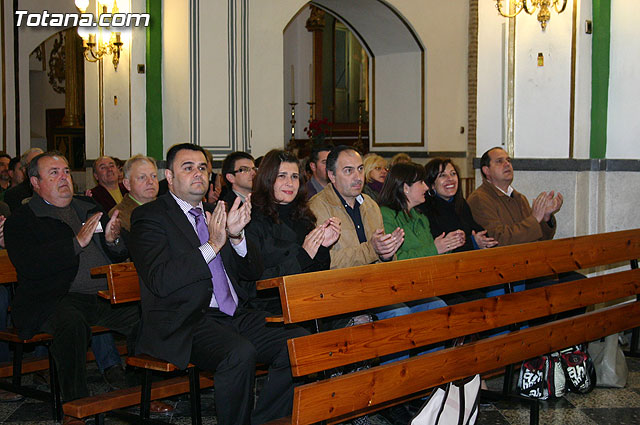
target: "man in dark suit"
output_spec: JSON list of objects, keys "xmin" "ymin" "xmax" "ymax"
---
[{"xmin": 129, "ymin": 143, "xmax": 306, "ymax": 425}]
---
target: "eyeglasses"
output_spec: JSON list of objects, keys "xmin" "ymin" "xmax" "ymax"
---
[
  {"xmin": 374, "ymin": 166, "xmax": 389, "ymax": 172},
  {"xmin": 232, "ymin": 166, "xmax": 258, "ymax": 174}
]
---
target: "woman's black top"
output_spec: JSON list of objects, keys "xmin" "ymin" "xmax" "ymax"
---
[
  {"xmin": 418, "ymin": 195, "xmax": 484, "ymax": 253},
  {"xmin": 244, "ymin": 203, "xmax": 330, "ymax": 313}
]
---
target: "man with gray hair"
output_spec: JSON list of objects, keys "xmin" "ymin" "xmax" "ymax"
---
[
  {"xmin": 110, "ymin": 155, "xmax": 159, "ymax": 240},
  {"xmin": 4, "ymin": 148, "xmax": 43, "ymax": 212},
  {"xmin": 4, "ymin": 152, "xmax": 139, "ymax": 423}
]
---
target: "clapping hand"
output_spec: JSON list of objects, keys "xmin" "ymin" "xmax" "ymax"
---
[
  {"xmin": 76, "ymin": 212, "xmax": 103, "ymax": 248},
  {"xmin": 371, "ymin": 227, "xmax": 405, "ymax": 260},
  {"xmin": 320, "ymin": 217, "xmax": 341, "ymax": 247},
  {"xmin": 472, "ymin": 230, "xmax": 498, "ymax": 249},
  {"xmin": 434, "ymin": 229, "xmax": 465, "ymax": 254},
  {"xmin": 302, "ymin": 226, "xmax": 324, "ymax": 259},
  {"xmin": 206, "ymin": 174, "xmax": 223, "ymax": 204},
  {"xmin": 531, "ymin": 192, "xmax": 551, "ymax": 223},
  {"xmin": 226, "ymin": 194, "xmax": 251, "ymax": 244},
  {"xmin": 543, "ymin": 191, "xmax": 563, "ymax": 222},
  {"xmin": 104, "ymin": 210, "xmax": 121, "ymax": 244},
  {"xmin": 0, "ymin": 216, "xmax": 6, "ymax": 249},
  {"xmin": 206, "ymin": 201, "xmax": 227, "ymax": 251}
]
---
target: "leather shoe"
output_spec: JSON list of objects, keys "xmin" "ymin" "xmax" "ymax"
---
[
  {"xmin": 102, "ymin": 365, "xmax": 127, "ymax": 391},
  {"xmin": 63, "ymin": 415, "xmax": 85, "ymax": 425},
  {"xmin": 149, "ymin": 400, "xmax": 174, "ymax": 414}
]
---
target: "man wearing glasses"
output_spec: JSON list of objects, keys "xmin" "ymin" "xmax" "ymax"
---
[{"xmin": 221, "ymin": 152, "xmax": 257, "ymax": 207}]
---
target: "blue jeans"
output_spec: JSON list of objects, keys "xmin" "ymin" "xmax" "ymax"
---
[
  {"xmin": 483, "ymin": 282, "xmax": 525, "ymax": 298},
  {"xmin": 374, "ymin": 297, "xmax": 447, "ymax": 364},
  {"xmin": 91, "ymin": 333, "xmax": 122, "ymax": 372}
]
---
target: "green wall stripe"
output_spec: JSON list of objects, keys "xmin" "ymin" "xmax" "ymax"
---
[
  {"xmin": 590, "ymin": 0, "xmax": 610, "ymax": 159},
  {"xmin": 146, "ymin": 0, "xmax": 163, "ymax": 160}
]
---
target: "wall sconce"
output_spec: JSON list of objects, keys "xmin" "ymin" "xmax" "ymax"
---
[
  {"xmin": 75, "ymin": 0, "xmax": 124, "ymax": 70},
  {"xmin": 495, "ymin": 0, "xmax": 567, "ymax": 30}
]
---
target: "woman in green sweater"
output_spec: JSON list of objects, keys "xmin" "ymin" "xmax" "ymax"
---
[{"xmin": 378, "ymin": 162, "xmax": 465, "ymax": 259}]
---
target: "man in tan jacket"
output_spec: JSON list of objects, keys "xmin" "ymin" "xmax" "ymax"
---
[
  {"xmin": 309, "ymin": 145, "xmax": 407, "ymax": 424},
  {"xmin": 468, "ymin": 147, "xmax": 563, "ymax": 246},
  {"xmin": 309, "ymin": 145, "xmax": 404, "ymax": 269}
]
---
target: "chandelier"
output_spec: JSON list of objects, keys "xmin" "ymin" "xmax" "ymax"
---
[
  {"xmin": 74, "ymin": 0, "xmax": 124, "ymax": 70},
  {"xmin": 495, "ymin": 0, "xmax": 568, "ymax": 30}
]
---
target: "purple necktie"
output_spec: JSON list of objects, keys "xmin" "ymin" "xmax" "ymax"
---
[{"xmin": 189, "ymin": 207, "xmax": 236, "ymax": 316}]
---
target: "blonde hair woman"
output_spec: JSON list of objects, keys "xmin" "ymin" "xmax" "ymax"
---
[{"xmin": 362, "ymin": 154, "xmax": 388, "ymax": 202}]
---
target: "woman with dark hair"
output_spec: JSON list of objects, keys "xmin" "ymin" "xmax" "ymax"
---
[
  {"xmin": 420, "ymin": 159, "xmax": 506, "ymax": 302},
  {"xmin": 419, "ymin": 158, "xmax": 497, "ymax": 252},
  {"xmin": 373, "ymin": 163, "xmax": 465, "ymax": 319},
  {"xmin": 246, "ymin": 149, "xmax": 340, "ymax": 312},
  {"xmin": 378, "ymin": 162, "xmax": 467, "ymax": 258}
]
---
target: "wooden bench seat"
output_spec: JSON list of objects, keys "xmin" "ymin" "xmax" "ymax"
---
[
  {"xmin": 82, "ymin": 262, "xmax": 269, "ymax": 425},
  {"xmin": 0, "ymin": 342, "xmax": 128, "ymax": 379},
  {"xmin": 63, "ymin": 373, "xmax": 215, "ymax": 419},
  {"xmin": 0, "ymin": 251, "xmax": 123, "ymax": 422},
  {"xmin": 258, "ymin": 229, "xmax": 640, "ymax": 425},
  {"xmin": 0, "ymin": 326, "xmax": 110, "ymax": 344}
]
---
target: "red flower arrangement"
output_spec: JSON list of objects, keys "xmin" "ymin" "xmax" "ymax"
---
[{"xmin": 304, "ymin": 118, "xmax": 333, "ymax": 144}]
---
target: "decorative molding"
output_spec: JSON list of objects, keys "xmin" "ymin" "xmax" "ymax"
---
[
  {"xmin": 467, "ymin": 0, "xmax": 478, "ymax": 174},
  {"xmin": 190, "ymin": 0, "xmax": 200, "ymax": 146},
  {"xmin": 374, "ymin": 151, "xmax": 466, "ymax": 158},
  {"xmin": 569, "ymin": 0, "xmax": 578, "ymax": 158},
  {"xmin": 506, "ymin": 8, "xmax": 515, "ymax": 156},
  {"xmin": 241, "ymin": 0, "xmax": 250, "ymax": 152},
  {"xmin": 13, "ymin": 0, "xmax": 20, "ymax": 153},
  {"xmin": 1, "ymin": 0, "xmax": 6, "ymax": 150},
  {"xmin": 197, "ymin": 0, "xmax": 249, "ymax": 157},
  {"xmin": 47, "ymin": 32, "xmax": 66, "ymax": 94},
  {"xmin": 472, "ymin": 158, "xmax": 640, "ymax": 172},
  {"xmin": 228, "ymin": 0, "xmax": 236, "ymax": 150}
]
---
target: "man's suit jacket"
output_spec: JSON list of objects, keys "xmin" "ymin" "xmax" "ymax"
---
[
  {"xmin": 129, "ymin": 193, "xmax": 263, "ymax": 369},
  {"xmin": 467, "ymin": 180, "xmax": 556, "ymax": 246}
]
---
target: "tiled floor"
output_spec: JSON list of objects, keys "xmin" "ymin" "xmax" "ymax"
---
[{"xmin": 1, "ymin": 354, "xmax": 639, "ymax": 424}]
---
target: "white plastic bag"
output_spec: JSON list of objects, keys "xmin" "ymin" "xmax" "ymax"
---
[
  {"xmin": 588, "ymin": 334, "xmax": 628, "ymax": 388},
  {"xmin": 411, "ymin": 374, "xmax": 480, "ymax": 425}
]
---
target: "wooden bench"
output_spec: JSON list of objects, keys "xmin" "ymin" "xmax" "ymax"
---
[
  {"xmin": 64, "ymin": 262, "xmax": 205, "ymax": 425},
  {"xmin": 257, "ymin": 228, "xmax": 640, "ymax": 425},
  {"xmin": 0, "ymin": 250, "xmax": 127, "ymax": 422},
  {"xmin": 72, "ymin": 262, "xmax": 268, "ymax": 425}
]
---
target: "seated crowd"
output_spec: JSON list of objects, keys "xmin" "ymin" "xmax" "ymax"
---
[{"xmin": 0, "ymin": 143, "xmax": 564, "ymax": 425}]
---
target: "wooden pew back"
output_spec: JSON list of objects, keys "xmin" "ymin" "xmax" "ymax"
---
[
  {"xmin": 257, "ymin": 229, "xmax": 640, "ymax": 425},
  {"xmin": 91, "ymin": 262, "xmax": 140, "ymax": 303},
  {"xmin": 0, "ymin": 251, "xmax": 17, "ymax": 284},
  {"xmin": 259, "ymin": 229, "xmax": 640, "ymax": 324}
]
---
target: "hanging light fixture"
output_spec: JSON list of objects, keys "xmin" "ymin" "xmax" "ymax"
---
[
  {"xmin": 74, "ymin": 0, "xmax": 124, "ymax": 70},
  {"xmin": 495, "ymin": 0, "xmax": 567, "ymax": 30}
]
